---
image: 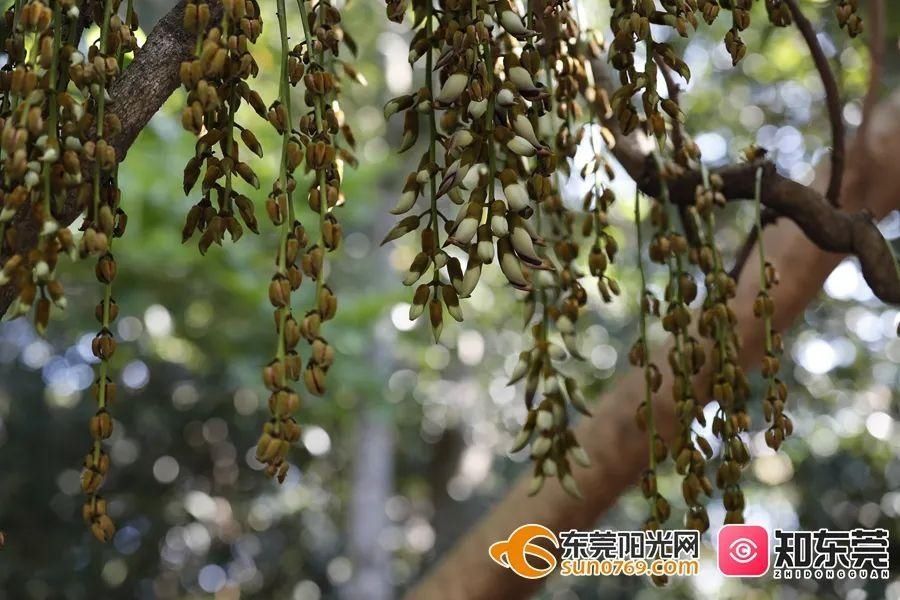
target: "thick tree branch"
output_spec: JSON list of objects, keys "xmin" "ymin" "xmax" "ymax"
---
[
  {"xmin": 590, "ymin": 58, "xmax": 899, "ymax": 306},
  {"xmin": 784, "ymin": 0, "xmax": 845, "ymax": 207},
  {"xmin": 645, "ymin": 160, "xmax": 899, "ymax": 304},
  {"xmin": 108, "ymin": 0, "xmax": 221, "ymax": 160},
  {"xmin": 0, "ymin": 0, "xmax": 221, "ymax": 318}
]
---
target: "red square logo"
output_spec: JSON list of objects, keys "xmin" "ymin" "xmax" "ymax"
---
[{"xmin": 717, "ymin": 524, "xmax": 770, "ymax": 577}]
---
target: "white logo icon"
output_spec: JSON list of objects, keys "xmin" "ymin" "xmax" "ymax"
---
[{"xmin": 728, "ymin": 537, "xmax": 759, "ymax": 564}]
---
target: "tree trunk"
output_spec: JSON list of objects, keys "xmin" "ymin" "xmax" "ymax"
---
[
  {"xmin": 405, "ymin": 91, "xmax": 900, "ymax": 600},
  {"xmin": 342, "ymin": 409, "xmax": 395, "ymax": 600},
  {"xmin": 341, "ymin": 209, "xmax": 400, "ymax": 600}
]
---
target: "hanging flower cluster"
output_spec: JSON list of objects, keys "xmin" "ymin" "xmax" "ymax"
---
[
  {"xmin": 0, "ymin": 0, "xmax": 361, "ymax": 539},
  {"xmin": 379, "ymin": 0, "xmax": 866, "ymax": 565},
  {"xmin": 0, "ymin": 0, "xmax": 139, "ymax": 542},
  {"xmin": 606, "ymin": 0, "xmax": 863, "ymax": 547},
  {"xmin": 254, "ymin": 0, "xmax": 358, "ymax": 480},
  {"xmin": 752, "ymin": 167, "xmax": 791, "ymax": 452},
  {"xmin": 180, "ymin": 0, "xmax": 264, "ymax": 254},
  {"xmin": 80, "ymin": 0, "xmax": 140, "ymax": 544},
  {"xmin": 834, "ymin": 0, "xmax": 862, "ymax": 37},
  {"xmin": 383, "ymin": 0, "xmax": 624, "ymax": 497}
]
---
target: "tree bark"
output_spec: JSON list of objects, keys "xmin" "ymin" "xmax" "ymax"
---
[
  {"xmin": 342, "ymin": 409, "xmax": 395, "ymax": 600},
  {"xmin": 405, "ymin": 91, "xmax": 900, "ymax": 600},
  {"xmin": 0, "ymin": 0, "xmax": 221, "ymax": 317}
]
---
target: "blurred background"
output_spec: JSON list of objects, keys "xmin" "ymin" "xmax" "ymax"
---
[{"xmin": 0, "ymin": 1, "xmax": 898, "ymax": 598}]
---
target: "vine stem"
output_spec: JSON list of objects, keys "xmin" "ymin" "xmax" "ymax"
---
[
  {"xmin": 783, "ymin": 0, "xmax": 844, "ymax": 207},
  {"xmin": 651, "ymin": 153, "xmax": 689, "ymax": 398},
  {"xmin": 634, "ymin": 187, "xmax": 658, "ymax": 523},
  {"xmin": 755, "ymin": 166, "xmax": 773, "ymax": 354},
  {"xmin": 94, "ymin": 0, "xmax": 116, "ymax": 410},
  {"xmin": 42, "ymin": 1, "xmax": 62, "ymax": 218},
  {"xmin": 273, "ymin": 0, "xmax": 296, "ymax": 403},
  {"xmin": 427, "ymin": 1, "xmax": 439, "ymax": 291},
  {"xmin": 297, "ymin": 0, "xmax": 328, "ymax": 301},
  {"xmin": 90, "ymin": 0, "xmax": 116, "ymax": 467}
]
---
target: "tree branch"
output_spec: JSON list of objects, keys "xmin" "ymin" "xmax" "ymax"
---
[
  {"xmin": 784, "ymin": 0, "xmax": 845, "ymax": 207},
  {"xmin": 108, "ymin": 0, "xmax": 221, "ymax": 160},
  {"xmin": 641, "ymin": 160, "xmax": 899, "ymax": 304},
  {"xmin": 0, "ymin": 0, "xmax": 222, "ymax": 318},
  {"xmin": 590, "ymin": 58, "xmax": 898, "ymax": 306}
]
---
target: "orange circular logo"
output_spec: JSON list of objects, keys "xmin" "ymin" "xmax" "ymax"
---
[{"xmin": 489, "ymin": 524, "xmax": 559, "ymax": 579}]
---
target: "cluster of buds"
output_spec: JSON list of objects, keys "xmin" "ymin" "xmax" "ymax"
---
[
  {"xmin": 382, "ymin": 0, "xmax": 556, "ymax": 336},
  {"xmin": 258, "ymin": 185, "xmax": 308, "ymax": 481},
  {"xmin": 752, "ymin": 167, "xmax": 791, "ymax": 452},
  {"xmin": 292, "ymin": 0, "xmax": 354, "ymax": 399},
  {"xmin": 508, "ymin": 322, "xmax": 592, "ymax": 498},
  {"xmin": 630, "ymin": 192, "xmax": 667, "ymax": 533},
  {"xmin": 80, "ymin": 248, "xmax": 120, "ymax": 540},
  {"xmin": 527, "ymin": 2, "xmax": 612, "ymax": 317},
  {"xmin": 758, "ymin": 280, "xmax": 791, "ymax": 451},
  {"xmin": 608, "ymin": 0, "xmax": 855, "ymax": 539},
  {"xmin": 255, "ymin": 0, "xmax": 305, "ymax": 482},
  {"xmin": 82, "ymin": 494, "xmax": 114, "ymax": 543},
  {"xmin": 607, "ymin": 0, "xmax": 855, "ymax": 143},
  {"xmin": 0, "ymin": 0, "xmax": 83, "ymax": 331},
  {"xmin": 513, "ymin": 3, "xmax": 612, "ymax": 496},
  {"xmin": 253, "ymin": 0, "xmax": 356, "ymax": 479},
  {"xmin": 648, "ymin": 162, "xmax": 714, "ymax": 534},
  {"xmin": 382, "ymin": 0, "xmax": 492, "ymax": 344},
  {"xmin": 584, "ymin": 184, "xmax": 619, "ymax": 303},
  {"xmin": 78, "ymin": 0, "xmax": 139, "ymax": 542},
  {"xmin": 535, "ymin": 2, "xmax": 594, "ymax": 164},
  {"xmin": 180, "ymin": 0, "xmax": 264, "ymax": 254},
  {"xmin": 383, "ymin": 0, "xmax": 600, "ymax": 496},
  {"xmin": 720, "ymin": 0, "xmax": 752, "ymax": 65},
  {"xmin": 0, "ymin": 0, "xmax": 137, "ymax": 541},
  {"xmin": 607, "ymin": 0, "xmax": 693, "ymax": 138},
  {"xmin": 693, "ymin": 172, "xmax": 750, "ymax": 526},
  {"xmin": 763, "ymin": 0, "xmax": 792, "ymax": 27},
  {"xmin": 574, "ymin": 20, "xmax": 621, "ymax": 304},
  {"xmin": 835, "ymin": 0, "xmax": 862, "ymax": 37},
  {"xmin": 256, "ymin": 213, "xmax": 309, "ymax": 480}
]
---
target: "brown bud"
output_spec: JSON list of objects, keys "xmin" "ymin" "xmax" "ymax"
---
[
  {"xmin": 268, "ymin": 275, "xmax": 291, "ymax": 307},
  {"xmin": 95, "ymin": 254, "xmax": 117, "ymax": 284},
  {"xmin": 303, "ymin": 362, "xmax": 327, "ymax": 395},
  {"xmin": 89, "ymin": 410, "xmax": 113, "ymax": 440}
]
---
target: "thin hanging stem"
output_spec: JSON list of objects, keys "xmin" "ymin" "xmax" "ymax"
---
[
  {"xmin": 427, "ymin": 1, "xmax": 440, "ymax": 290},
  {"xmin": 297, "ymin": 0, "xmax": 329, "ymax": 300},
  {"xmin": 634, "ymin": 188, "xmax": 659, "ymax": 523}
]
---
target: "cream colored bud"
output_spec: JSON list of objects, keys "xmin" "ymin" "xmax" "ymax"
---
[
  {"xmin": 436, "ymin": 73, "xmax": 468, "ymax": 103},
  {"xmin": 468, "ymin": 98, "xmax": 488, "ymax": 119},
  {"xmin": 531, "ymin": 435, "xmax": 552, "ymax": 458},
  {"xmin": 528, "ymin": 474, "xmax": 545, "ymax": 496},
  {"xmin": 536, "ymin": 409, "xmax": 553, "ymax": 431}
]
